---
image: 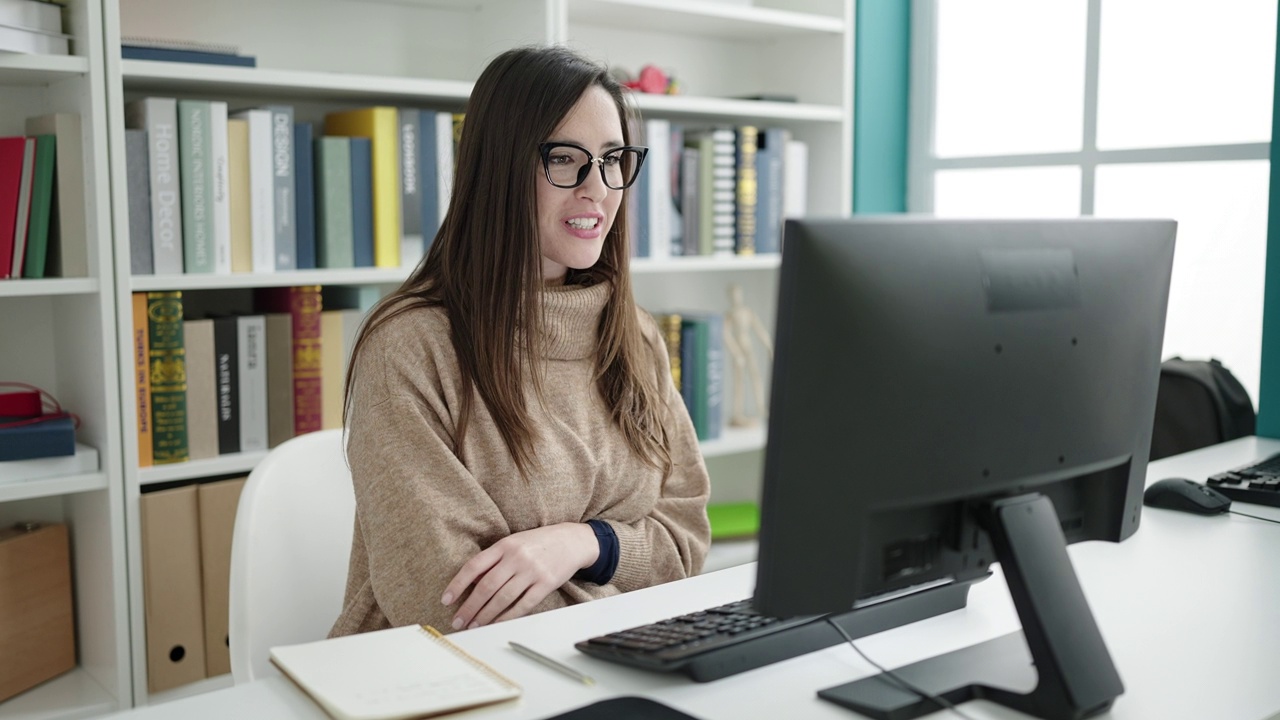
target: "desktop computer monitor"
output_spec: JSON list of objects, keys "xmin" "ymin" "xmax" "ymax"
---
[{"xmin": 753, "ymin": 217, "xmax": 1176, "ymax": 720}]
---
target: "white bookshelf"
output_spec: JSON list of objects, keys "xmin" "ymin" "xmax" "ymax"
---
[
  {"xmin": 0, "ymin": 0, "xmax": 131, "ymax": 717},
  {"xmin": 88, "ymin": 0, "xmax": 853, "ymax": 707}
]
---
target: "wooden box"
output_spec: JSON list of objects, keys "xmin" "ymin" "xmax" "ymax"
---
[{"xmin": 0, "ymin": 522, "xmax": 76, "ymax": 702}]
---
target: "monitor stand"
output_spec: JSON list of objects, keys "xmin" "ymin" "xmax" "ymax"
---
[{"xmin": 818, "ymin": 493, "xmax": 1124, "ymax": 720}]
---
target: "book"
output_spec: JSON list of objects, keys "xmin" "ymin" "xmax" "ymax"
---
[
  {"xmin": 264, "ymin": 312, "xmax": 294, "ymax": 448},
  {"xmin": 349, "ymin": 137, "xmax": 374, "ymax": 268},
  {"xmin": 293, "ymin": 123, "xmax": 316, "ymax": 270},
  {"xmin": 237, "ymin": 314, "xmax": 268, "ymax": 452},
  {"xmin": 416, "ymin": 110, "xmax": 440, "ymax": 259},
  {"xmin": 131, "ymin": 293, "xmax": 152, "ymax": 467},
  {"xmin": 733, "ymin": 126, "xmax": 758, "ymax": 256},
  {"xmin": 0, "ymin": 24, "xmax": 69, "ymax": 55},
  {"xmin": 754, "ymin": 127, "xmax": 787, "ymax": 255},
  {"xmin": 27, "ymin": 113, "xmax": 89, "ymax": 278},
  {"xmin": 126, "ymin": 98, "xmax": 184, "ymax": 275},
  {"xmin": 147, "ymin": 291, "xmax": 188, "ymax": 464},
  {"xmin": 213, "ymin": 315, "xmax": 240, "ymax": 455},
  {"xmin": 314, "ymin": 137, "xmax": 353, "ymax": 269},
  {"xmin": 0, "ymin": 136, "xmax": 25, "ymax": 277},
  {"xmin": 124, "ymin": 129, "xmax": 154, "ymax": 274},
  {"xmin": 231, "ymin": 108, "xmax": 275, "ymax": 272},
  {"xmin": 209, "ymin": 102, "xmax": 231, "ymax": 274},
  {"xmin": 121, "ymin": 45, "xmax": 257, "ymax": 67},
  {"xmin": 397, "ymin": 108, "xmax": 423, "ymax": 266},
  {"xmin": 0, "ymin": 415, "xmax": 75, "ymax": 462},
  {"xmin": 21, "ymin": 133, "xmax": 54, "ymax": 277},
  {"xmin": 9, "ymin": 137, "xmax": 34, "ymax": 278},
  {"xmin": 323, "ymin": 107, "xmax": 401, "ymax": 269},
  {"xmin": 227, "ymin": 118, "xmax": 252, "ymax": 272},
  {"xmin": 0, "ymin": 442, "xmax": 98, "ymax": 484},
  {"xmin": 178, "ymin": 99, "xmax": 215, "ymax": 273},
  {"xmin": 270, "ymin": 624, "xmax": 520, "ymax": 720},
  {"xmin": 183, "ymin": 318, "xmax": 217, "ymax": 460},
  {"xmin": 266, "ymin": 105, "xmax": 297, "ymax": 271}
]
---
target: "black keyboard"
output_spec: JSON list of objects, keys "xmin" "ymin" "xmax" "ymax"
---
[
  {"xmin": 1207, "ymin": 453, "xmax": 1280, "ymax": 508},
  {"xmin": 575, "ymin": 581, "xmax": 975, "ymax": 683}
]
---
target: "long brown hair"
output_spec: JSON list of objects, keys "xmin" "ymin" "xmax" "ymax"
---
[{"xmin": 344, "ymin": 45, "xmax": 672, "ymax": 477}]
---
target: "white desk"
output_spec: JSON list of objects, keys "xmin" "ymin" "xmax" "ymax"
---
[{"xmin": 101, "ymin": 437, "xmax": 1280, "ymax": 720}]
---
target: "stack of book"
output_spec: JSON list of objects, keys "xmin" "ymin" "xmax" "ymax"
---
[
  {"xmin": 653, "ymin": 311, "xmax": 725, "ymax": 441},
  {"xmin": 0, "ymin": 0, "xmax": 69, "ymax": 55},
  {"xmin": 0, "ymin": 114, "xmax": 89, "ymax": 280},
  {"xmin": 120, "ymin": 37, "xmax": 256, "ymax": 67}
]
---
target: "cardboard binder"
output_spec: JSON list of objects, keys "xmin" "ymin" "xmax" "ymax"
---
[
  {"xmin": 140, "ymin": 485, "xmax": 208, "ymax": 691},
  {"xmin": 0, "ymin": 522, "xmax": 75, "ymax": 702},
  {"xmin": 198, "ymin": 476, "xmax": 246, "ymax": 677}
]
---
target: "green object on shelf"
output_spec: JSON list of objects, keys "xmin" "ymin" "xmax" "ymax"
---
[{"xmin": 707, "ymin": 502, "xmax": 760, "ymax": 540}]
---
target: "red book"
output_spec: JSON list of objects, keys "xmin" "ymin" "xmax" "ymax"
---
[
  {"xmin": 256, "ymin": 286, "xmax": 324, "ymax": 435},
  {"xmin": 0, "ymin": 137, "xmax": 26, "ymax": 279}
]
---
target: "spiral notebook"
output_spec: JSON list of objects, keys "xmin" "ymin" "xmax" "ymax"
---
[{"xmin": 270, "ymin": 625, "xmax": 521, "ymax": 720}]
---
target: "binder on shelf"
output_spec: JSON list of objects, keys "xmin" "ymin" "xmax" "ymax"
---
[
  {"xmin": 198, "ymin": 476, "xmax": 246, "ymax": 677},
  {"xmin": 0, "ymin": 523, "xmax": 75, "ymax": 703},
  {"xmin": 140, "ymin": 484, "xmax": 208, "ymax": 692}
]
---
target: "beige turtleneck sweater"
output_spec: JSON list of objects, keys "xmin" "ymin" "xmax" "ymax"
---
[{"xmin": 330, "ymin": 281, "xmax": 712, "ymax": 637}]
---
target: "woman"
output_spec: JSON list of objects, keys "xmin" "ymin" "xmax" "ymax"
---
[{"xmin": 330, "ymin": 45, "xmax": 711, "ymax": 637}]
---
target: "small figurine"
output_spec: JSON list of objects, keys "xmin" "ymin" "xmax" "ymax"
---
[
  {"xmin": 619, "ymin": 64, "xmax": 679, "ymax": 95},
  {"xmin": 723, "ymin": 283, "xmax": 773, "ymax": 427}
]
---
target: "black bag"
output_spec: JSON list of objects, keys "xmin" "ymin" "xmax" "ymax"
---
[{"xmin": 1149, "ymin": 357, "xmax": 1255, "ymax": 461}]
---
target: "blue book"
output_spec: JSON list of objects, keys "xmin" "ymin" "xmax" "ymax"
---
[
  {"xmin": 294, "ymin": 124, "xmax": 316, "ymax": 269},
  {"xmin": 349, "ymin": 137, "xmax": 375, "ymax": 268},
  {"xmin": 121, "ymin": 45, "xmax": 257, "ymax": 67},
  {"xmin": 0, "ymin": 415, "xmax": 75, "ymax": 461},
  {"xmin": 634, "ymin": 158, "xmax": 650, "ymax": 258},
  {"xmin": 418, "ymin": 110, "xmax": 440, "ymax": 255},
  {"xmin": 754, "ymin": 128, "xmax": 787, "ymax": 254},
  {"xmin": 679, "ymin": 320, "xmax": 700, "ymax": 435}
]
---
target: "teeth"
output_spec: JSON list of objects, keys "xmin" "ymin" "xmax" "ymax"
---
[{"xmin": 567, "ymin": 217, "xmax": 599, "ymax": 229}]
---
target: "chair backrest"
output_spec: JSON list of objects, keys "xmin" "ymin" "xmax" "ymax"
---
[{"xmin": 228, "ymin": 429, "xmax": 355, "ymax": 683}]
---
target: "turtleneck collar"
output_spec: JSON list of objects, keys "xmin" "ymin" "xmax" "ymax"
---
[{"xmin": 540, "ymin": 280, "xmax": 611, "ymax": 360}]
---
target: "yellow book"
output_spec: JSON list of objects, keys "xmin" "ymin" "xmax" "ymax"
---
[
  {"xmin": 324, "ymin": 107, "xmax": 402, "ymax": 269},
  {"xmin": 271, "ymin": 624, "xmax": 520, "ymax": 720},
  {"xmin": 319, "ymin": 309, "xmax": 345, "ymax": 430},
  {"xmin": 131, "ymin": 293, "xmax": 153, "ymax": 467},
  {"xmin": 227, "ymin": 118, "xmax": 253, "ymax": 272}
]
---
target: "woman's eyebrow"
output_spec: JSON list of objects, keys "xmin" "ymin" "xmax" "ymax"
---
[{"xmin": 546, "ymin": 138, "xmax": 626, "ymax": 151}]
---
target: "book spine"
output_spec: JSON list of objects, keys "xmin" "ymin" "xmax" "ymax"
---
[
  {"xmin": 708, "ymin": 129, "xmax": 736, "ymax": 257},
  {"xmin": 132, "ymin": 293, "xmax": 153, "ymax": 467},
  {"xmin": 435, "ymin": 112, "xmax": 453, "ymax": 226},
  {"xmin": 235, "ymin": 109, "xmax": 275, "ymax": 272},
  {"xmin": 183, "ymin": 318, "xmax": 218, "ymax": 460},
  {"xmin": 266, "ymin": 105, "xmax": 296, "ymax": 270},
  {"xmin": 0, "ymin": 137, "xmax": 24, "ymax": 278},
  {"xmin": 630, "ymin": 142, "xmax": 648, "ymax": 258},
  {"xmin": 418, "ymin": 110, "xmax": 440, "ymax": 258},
  {"xmin": 127, "ymin": 98, "xmax": 184, "ymax": 274},
  {"xmin": 645, "ymin": 119, "xmax": 671, "ymax": 260},
  {"xmin": 125, "ymin": 129, "xmax": 154, "ymax": 274},
  {"xmin": 398, "ymin": 108, "xmax": 423, "ymax": 266},
  {"xmin": 147, "ymin": 291, "xmax": 188, "ymax": 463},
  {"xmin": 680, "ymin": 318, "xmax": 701, "ymax": 434},
  {"xmin": 290, "ymin": 286, "xmax": 323, "ymax": 434},
  {"xmin": 704, "ymin": 314, "xmax": 724, "ymax": 440},
  {"xmin": 319, "ymin": 310, "xmax": 345, "ymax": 430},
  {"xmin": 734, "ymin": 126, "xmax": 758, "ymax": 257},
  {"xmin": 293, "ymin": 123, "xmax": 316, "ymax": 270},
  {"xmin": 349, "ymin": 137, "xmax": 375, "ymax": 267},
  {"xmin": 237, "ymin": 315, "xmax": 268, "ymax": 452},
  {"xmin": 783, "ymin": 139, "xmax": 809, "ymax": 220},
  {"xmin": 658, "ymin": 313, "xmax": 682, "ymax": 391},
  {"xmin": 265, "ymin": 312, "xmax": 294, "ymax": 447},
  {"xmin": 213, "ymin": 315, "xmax": 240, "ymax": 454},
  {"xmin": 21, "ymin": 133, "xmax": 55, "ymax": 278},
  {"xmin": 680, "ymin": 147, "xmax": 700, "ymax": 257},
  {"xmin": 119, "ymin": 46, "xmax": 257, "ymax": 66},
  {"xmin": 209, "ymin": 102, "xmax": 231, "ymax": 274},
  {"xmin": 9, "ymin": 137, "xmax": 34, "ymax": 277},
  {"xmin": 754, "ymin": 128, "xmax": 787, "ymax": 255},
  {"xmin": 315, "ymin": 137, "xmax": 353, "ymax": 268},
  {"xmin": 668, "ymin": 123, "xmax": 684, "ymax": 257},
  {"xmin": 226, "ymin": 118, "xmax": 252, "ymax": 272},
  {"xmin": 178, "ymin": 99, "xmax": 215, "ymax": 273}
]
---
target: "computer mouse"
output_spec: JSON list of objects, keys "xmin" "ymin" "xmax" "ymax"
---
[{"xmin": 1143, "ymin": 478, "xmax": 1232, "ymax": 515}]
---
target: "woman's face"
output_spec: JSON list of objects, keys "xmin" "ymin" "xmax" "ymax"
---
[{"xmin": 536, "ymin": 85, "xmax": 626, "ymax": 284}]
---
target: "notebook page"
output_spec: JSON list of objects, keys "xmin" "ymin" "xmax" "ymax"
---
[{"xmin": 270, "ymin": 625, "xmax": 520, "ymax": 720}]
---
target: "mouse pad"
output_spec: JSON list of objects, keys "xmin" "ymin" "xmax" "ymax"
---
[{"xmin": 539, "ymin": 696, "xmax": 703, "ymax": 719}]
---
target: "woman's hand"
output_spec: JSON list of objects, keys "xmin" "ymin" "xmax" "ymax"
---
[{"xmin": 441, "ymin": 522, "xmax": 599, "ymax": 629}]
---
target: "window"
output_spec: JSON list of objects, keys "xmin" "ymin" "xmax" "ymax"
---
[{"xmin": 910, "ymin": 0, "xmax": 1277, "ymax": 406}]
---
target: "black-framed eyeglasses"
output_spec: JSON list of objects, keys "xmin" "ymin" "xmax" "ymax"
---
[{"xmin": 538, "ymin": 142, "xmax": 649, "ymax": 190}]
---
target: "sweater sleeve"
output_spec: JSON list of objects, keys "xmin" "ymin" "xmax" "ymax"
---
[
  {"xmin": 344, "ymin": 316, "xmax": 517, "ymax": 631},
  {"xmin": 602, "ymin": 314, "xmax": 712, "ymax": 592}
]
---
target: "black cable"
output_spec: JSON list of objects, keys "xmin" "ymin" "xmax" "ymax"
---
[
  {"xmin": 1229, "ymin": 509, "xmax": 1280, "ymax": 525},
  {"xmin": 825, "ymin": 617, "xmax": 979, "ymax": 720}
]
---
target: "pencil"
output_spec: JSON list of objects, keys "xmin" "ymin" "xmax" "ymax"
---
[{"xmin": 508, "ymin": 641, "xmax": 596, "ymax": 685}]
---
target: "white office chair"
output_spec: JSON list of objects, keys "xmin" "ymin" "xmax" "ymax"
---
[{"xmin": 228, "ymin": 428, "xmax": 356, "ymax": 684}]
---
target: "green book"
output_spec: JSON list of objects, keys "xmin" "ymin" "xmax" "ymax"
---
[
  {"xmin": 707, "ymin": 502, "xmax": 760, "ymax": 540},
  {"xmin": 314, "ymin": 137, "xmax": 354, "ymax": 268},
  {"xmin": 178, "ymin": 99, "xmax": 216, "ymax": 273},
  {"xmin": 21, "ymin": 134, "xmax": 55, "ymax": 278},
  {"xmin": 148, "ymin": 291, "xmax": 189, "ymax": 464}
]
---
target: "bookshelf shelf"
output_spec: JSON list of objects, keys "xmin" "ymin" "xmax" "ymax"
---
[
  {"xmin": 0, "ymin": 278, "xmax": 100, "ymax": 297},
  {"xmin": 632, "ymin": 93, "xmax": 843, "ymax": 124},
  {"xmin": 121, "ymin": 60, "xmax": 473, "ymax": 105},
  {"xmin": 699, "ymin": 426, "xmax": 766, "ymax": 458},
  {"xmin": 0, "ymin": 667, "xmax": 115, "ymax": 720},
  {"xmin": 0, "ymin": 53, "xmax": 90, "ymax": 84},
  {"xmin": 631, "ymin": 255, "xmax": 780, "ymax": 273},
  {"xmin": 568, "ymin": 0, "xmax": 844, "ymax": 39},
  {"xmin": 130, "ymin": 268, "xmax": 409, "ymax": 292},
  {"xmin": 138, "ymin": 450, "xmax": 269, "ymax": 486},
  {"xmin": 0, "ymin": 472, "xmax": 109, "ymax": 504}
]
